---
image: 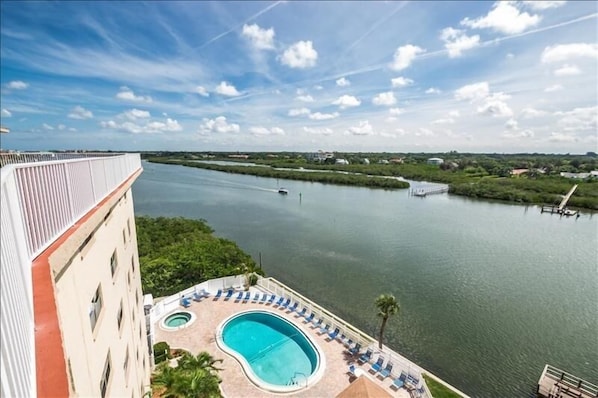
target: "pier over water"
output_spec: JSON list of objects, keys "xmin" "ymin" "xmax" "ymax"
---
[{"xmin": 537, "ymin": 364, "xmax": 598, "ymax": 398}]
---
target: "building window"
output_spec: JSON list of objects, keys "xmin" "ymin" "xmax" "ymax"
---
[
  {"xmin": 110, "ymin": 251, "xmax": 118, "ymax": 277},
  {"xmin": 116, "ymin": 301, "xmax": 123, "ymax": 331},
  {"xmin": 127, "ymin": 271, "xmax": 131, "ymax": 288},
  {"xmin": 127, "ymin": 219, "xmax": 132, "ymax": 239},
  {"xmin": 100, "ymin": 352, "xmax": 111, "ymax": 398},
  {"xmin": 123, "ymin": 347, "xmax": 130, "ymax": 381},
  {"xmin": 136, "ymin": 290, "xmax": 139, "ymax": 307},
  {"xmin": 89, "ymin": 286, "xmax": 103, "ymax": 331},
  {"xmin": 131, "ymin": 256, "xmax": 135, "ymax": 274},
  {"xmin": 122, "ymin": 229, "xmax": 127, "ymax": 245}
]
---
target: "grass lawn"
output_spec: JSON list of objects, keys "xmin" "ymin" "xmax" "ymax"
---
[{"xmin": 423, "ymin": 374, "xmax": 463, "ymax": 398}]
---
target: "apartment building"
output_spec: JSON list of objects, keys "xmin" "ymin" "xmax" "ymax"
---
[{"xmin": 1, "ymin": 153, "xmax": 151, "ymax": 397}]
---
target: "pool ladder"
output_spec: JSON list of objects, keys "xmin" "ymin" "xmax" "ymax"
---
[{"xmin": 287, "ymin": 372, "xmax": 307, "ymax": 388}]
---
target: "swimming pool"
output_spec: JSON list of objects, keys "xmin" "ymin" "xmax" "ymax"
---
[{"xmin": 217, "ymin": 310, "xmax": 325, "ymax": 393}]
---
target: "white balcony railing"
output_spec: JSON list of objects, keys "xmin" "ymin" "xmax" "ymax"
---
[{"xmin": 0, "ymin": 153, "xmax": 141, "ymax": 398}]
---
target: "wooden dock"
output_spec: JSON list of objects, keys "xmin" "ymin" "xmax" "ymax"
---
[
  {"xmin": 541, "ymin": 184, "xmax": 579, "ymax": 216},
  {"xmin": 410, "ymin": 186, "xmax": 449, "ymax": 197},
  {"xmin": 537, "ymin": 364, "xmax": 598, "ymax": 398}
]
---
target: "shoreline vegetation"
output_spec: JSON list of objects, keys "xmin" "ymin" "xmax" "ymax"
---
[
  {"xmin": 144, "ymin": 152, "xmax": 598, "ymax": 210},
  {"xmin": 136, "ymin": 216, "xmax": 263, "ymax": 297}
]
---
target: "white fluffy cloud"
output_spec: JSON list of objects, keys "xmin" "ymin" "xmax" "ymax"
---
[
  {"xmin": 476, "ymin": 92, "xmax": 513, "ymax": 117},
  {"xmin": 455, "ymin": 82, "xmax": 512, "ymax": 117},
  {"xmin": 432, "ymin": 118, "xmax": 455, "ymax": 125},
  {"xmin": 522, "ymin": 1, "xmax": 566, "ymax": 11},
  {"xmin": 249, "ymin": 126, "xmax": 285, "ymax": 136},
  {"xmin": 215, "ymin": 81, "xmax": 241, "ymax": 96},
  {"xmin": 280, "ymin": 40, "xmax": 318, "ymax": 68},
  {"xmin": 502, "ymin": 129, "xmax": 534, "ymax": 139},
  {"xmin": 549, "ymin": 132, "xmax": 576, "ymax": 142},
  {"xmin": 332, "ymin": 95, "xmax": 361, "ymax": 109},
  {"xmin": 198, "ymin": 116, "xmax": 240, "ymax": 134},
  {"xmin": 426, "ymin": 87, "xmax": 441, "ymax": 94},
  {"xmin": 1, "ymin": 109, "xmax": 12, "ymax": 117},
  {"xmin": 440, "ymin": 27, "xmax": 480, "ymax": 58},
  {"xmin": 556, "ymin": 106, "xmax": 597, "ymax": 132},
  {"xmin": 391, "ymin": 44, "xmax": 425, "ymax": 71},
  {"xmin": 101, "ymin": 118, "xmax": 181, "ymax": 134},
  {"xmin": 372, "ymin": 91, "xmax": 397, "ymax": 106},
  {"xmin": 454, "ymin": 82, "xmax": 490, "ymax": 101},
  {"xmin": 505, "ymin": 118, "xmax": 519, "ymax": 130},
  {"xmin": 461, "ymin": 1, "xmax": 541, "ymax": 34},
  {"xmin": 336, "ymin": 77, "xmax": 350, "ymax": 87},
  {"xmin": 449, "ymin": 110, "xmax": 461, "ymax": 118},
  {"xmin": 345, "ymin": 120, "xmax": 374, "ymax": 136},
  {"xmin": 288, "ymin": 107, "xmax": 311, "ymax": 116},
  {"xmin": 520, "ymin": 108, "xmax": 547, "ymax": 118},
  {"xmin": 554, "ymin": 64, "xmax": 581, "ymax": 76},
  {"xmin": 7, "ymin": 80, "xmax": 29, "ymax": 90},
  {"xmin": 309, "ymin": 112, "xmax": 339, "ymax": 120},
  {"xmin": 195, "ymin": 86, "xmax": 209, "ymax": 97},
  {"xmin": 389, "ymin": 108, "xmax": 405, "ymax": 116},
  {"xmin": 242, "ymin": 24, "xmax": 275, "ymax": 50},
  {"xmin": 541, "ymin": 43, "xmax": 598, "ymax": 63},
  {"xmin": 120, "ymin": 109, "xmax": 151, "ymax": 120},
  {"xmin": 68, "ymin": 105, "xmax": 93, "ymax": 119},
  {"xmin": 544, "ymin": 84, "xmax": 563, "ymax": 92},
  {"xmin": 303, "ymin": 126, "xmax": 333, "ymax": 135},
  {"xmin": 43, "ymin": 123, "xmax": 54, "ymax": 130},
  {"xmin": 116, "ymin": 87, "xmax": 152, "ymax": 103},
  {"xmin": 295, "ymin": 95, "xmax": 314, "ymax": 102},
  {"xmin": 391, "ymin": 77, "xmax": 414, "ymax": 87}
]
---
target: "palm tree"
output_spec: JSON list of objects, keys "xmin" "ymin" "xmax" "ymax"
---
[
  {"xmin": 375, "ymin": 294, "xmax": 400, "ymax": 349},
  {"xmin": 152, "ymin": 351, "xmax": 223, "ymax": 398}
]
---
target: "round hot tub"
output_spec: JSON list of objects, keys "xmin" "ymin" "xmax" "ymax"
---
[{"xmin": 161, "ymin": 311, "xmax": 196, "ymax": 330}]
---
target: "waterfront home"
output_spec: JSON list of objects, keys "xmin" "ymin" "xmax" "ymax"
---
[{"xmin": 426, "ymin": 157, "xmax": 444, "ymax": 165}]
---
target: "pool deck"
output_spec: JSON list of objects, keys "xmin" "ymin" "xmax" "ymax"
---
[{"xmin": 154, "ymin": 289, "xmax": 412, "ymax": 398}]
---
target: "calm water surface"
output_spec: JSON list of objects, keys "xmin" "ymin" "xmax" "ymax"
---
[{"xmin": 133, "ymin": 161, "xmax": 597, "ymax": 397}]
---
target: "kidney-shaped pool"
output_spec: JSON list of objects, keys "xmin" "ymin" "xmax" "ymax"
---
[{"xmin": 217, "ymin": 309, "xmax": 325, "ymax": 392}]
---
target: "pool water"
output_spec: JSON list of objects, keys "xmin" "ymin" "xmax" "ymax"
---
[
  {"xmin": 165, "ymin": 312, "xmax": 191, "ymax": 327},
  {"xmin": 221, "ymin": 311, "xmax": 319, "ymax": 387}
]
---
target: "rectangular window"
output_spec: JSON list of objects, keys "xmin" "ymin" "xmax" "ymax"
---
[
  {"xmin": 136, "ymin": 290, "xmax": 139, "ymax": 307},
  {"xmin": 127, "ymin": 271, "xmax": 131, "ymax": 288},
  {"xmin": 127, "ymin": 219, "xmax": 131, "ymax": 239},
  {"xmin": 110, "ymin": 251, "xmax": 118, "ymax": 277},
  {"xmin": 123, "ymin": 347, "xmax": 130, "ymax": 382},
  {"xmin": 131, "ymin": 256, "xmax": 135, "ymax": 274},
  {"xmin": 100, "ymin": 352, "xmax": 111, "ymax": 398},
  {"xmin": 89, "ymin": 286, "xmax": 103, "ymax": 331},
  {"xmin": 117, "ymin": 302, "xmax": 123, "ymax": 331},
  {"xmin": 122, "ymin": 229, "xmax": 127, "ymax": 245}
]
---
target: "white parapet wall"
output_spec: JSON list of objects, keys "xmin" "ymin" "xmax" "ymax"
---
[{"xmin": 0, "ymin": 153, "xmax": 141, "ymax": 398}]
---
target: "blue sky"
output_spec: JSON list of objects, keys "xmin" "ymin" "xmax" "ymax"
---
[{"xmin": 1, "ymin": 1, "xmax": 596, "ymax": 153}]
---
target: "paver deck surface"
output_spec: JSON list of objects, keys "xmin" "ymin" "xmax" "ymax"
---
[{"xmin": 154, "ymin": 289, "xmax": 412, "ymax": 398}]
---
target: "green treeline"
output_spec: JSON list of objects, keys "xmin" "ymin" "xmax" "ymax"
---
[
  {"xmin": 136, "ymin": 216, "xmax": 262, "ymax": 297},
  {"xmin": 147, "ymin": 158, "xmax": 410, "ymax": 190}
]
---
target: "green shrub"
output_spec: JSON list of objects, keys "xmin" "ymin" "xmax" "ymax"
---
[{"xmin": 153, "ymin": 341, "xmax": 171, "ymax": 364}]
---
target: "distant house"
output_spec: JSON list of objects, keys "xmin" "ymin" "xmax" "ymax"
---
[
  {"xmin": 560, "ymin": 172, "xmax": 592, "ymax": 179},
  {"xmin": 335, "ymin": 158, "xmax": 349, "ymax": 165},
  {"xmin": 511, "ymin": 168, "xmax": 529, "ymax": 176},
  {"xmin": 389, "ymin": 158, "xmax": 404, "ymax": 164},
  {"xmin": 228, "ymin": 154, "xmax": 249, "ymax": 159},
  {"xmin": 427, "ymin": 157, "xmax": 444, "ymax": 165},
  {"xmin": 310, "ymin": 150, "xmax": 334, "ymax": 162},
  {"xmin": 378, "ymin": 159, "xmax": 389, "ymax": 164}
]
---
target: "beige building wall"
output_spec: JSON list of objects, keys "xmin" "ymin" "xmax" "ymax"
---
[{"xmin": 50, "ymin": 183, "xmax": 150, "ymax": 397}]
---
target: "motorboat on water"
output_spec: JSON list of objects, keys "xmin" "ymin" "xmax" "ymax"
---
[{"xmin": 278, "ymin": 188, "xmax": 289, "ymax": 194}]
